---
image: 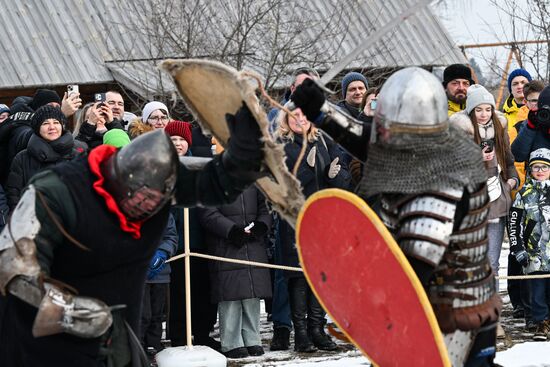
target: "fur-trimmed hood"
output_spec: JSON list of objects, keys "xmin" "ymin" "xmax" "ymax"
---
[
  {"xmin": 128, "ymin": 118, "xmax": 154, "ymax": 140},
  {"xmin": 450, "ymin": 110, "xmax": 507, "ymax": 138}
]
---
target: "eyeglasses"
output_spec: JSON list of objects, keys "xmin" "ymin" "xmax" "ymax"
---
[
  {"xmin": 531, "ymin": 165, "xmax": 550, "ymax": 172},
  {"xmin": 148, "ymin": 116, "xmax": 169, "ymax": 123}
]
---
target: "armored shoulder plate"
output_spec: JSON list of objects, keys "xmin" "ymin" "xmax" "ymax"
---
[{"xmin": 381, "ymin": 191, "xmax": 459, "ymax": 267}]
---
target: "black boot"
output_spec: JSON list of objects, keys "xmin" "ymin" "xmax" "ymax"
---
[
  {"xmin": 294, "ymin": 328, "xmax": 317, "ymax": 353},
  {"xmin": 308, "ymin": 327, "xmax": 338, "ymax": 351},
  {"xmin": 289, "ymin": 278, "xmax": 316, "ymax": 353},
  {"xmin": 270, "ymin": 327, "xmax": 291, "ymax": 351},
  {"xmin": 308, "ymin": 293, "xmax": 338, "ymax": 351}
]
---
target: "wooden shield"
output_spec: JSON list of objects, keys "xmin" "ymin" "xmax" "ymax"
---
[
  {"xmin": 296, "ymin": 189, "xmax": 450, "ymax": 367},
  {"xmin": 161, "ymin": 59, "xmax": 304, "ymax": 226}
]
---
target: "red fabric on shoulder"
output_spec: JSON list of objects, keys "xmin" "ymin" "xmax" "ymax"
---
[{"xmin": 88, "ymin": 145, "xmax": 143, "ymax": 239}]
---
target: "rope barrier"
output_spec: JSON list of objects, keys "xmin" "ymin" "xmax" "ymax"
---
[
  {"xmin": 168, "ymin": 252, "xmax": 550, "ymax": 278},
  {"xmin": 496, "ymin": 273, "xmax": 550, "ymax": 280},
  {"xmin": 167, "ymin": 251, "xmax": 304, "ymax": 272}
]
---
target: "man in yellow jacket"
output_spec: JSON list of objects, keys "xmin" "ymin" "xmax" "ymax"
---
[
  {"xmin": 504, "ymin": 68, "xmax": 532, "ymax": 135},
  {"xmin": 442, "ymin": 64, "xmax": 474, "ymax": 116},
  {"xmin": 505, "ymin": 70, "xmax": 533, "ymax": 199}
]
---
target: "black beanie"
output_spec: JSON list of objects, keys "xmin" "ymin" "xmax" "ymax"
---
[
  {"xmin": 31, "ymin": 105, "xmax": 68, "ymax": 135},
  {"xmin": 442, "ymin": 64, "xmax": 473, "ymax": 87},
  {"xmin": 30, "ymin": 89, "xmax": 62, "ymax": 111}
]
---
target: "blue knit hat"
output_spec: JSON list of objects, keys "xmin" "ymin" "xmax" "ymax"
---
[
  {"xmin": 0, "ymin": 104, "xmax": 9, "ymax": 115},
  {"xmin": 507, "ymin": 69, "xmax": 532, "ymax": 93},
  {"xmin": 341, "ymin": 72, "xmax": 368, "ymax": 98}
]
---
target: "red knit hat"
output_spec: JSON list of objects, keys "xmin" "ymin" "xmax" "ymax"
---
[{"xmin": 164, "ymin": 120, "xmax": 192, "ymax": 147}]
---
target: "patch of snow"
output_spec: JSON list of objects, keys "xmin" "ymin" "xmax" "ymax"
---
[{"xmin": 495, "ymin": 342, "xmax": 550, "ymax": 367}]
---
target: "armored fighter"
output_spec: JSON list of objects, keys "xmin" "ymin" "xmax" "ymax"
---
[
  {"xmin": 0, "ymin": 105, "xmax": 263, "ymax": 367},
  {"xmin": 291, "ymin": 67, "xmax": 501, "ymax": 367}
]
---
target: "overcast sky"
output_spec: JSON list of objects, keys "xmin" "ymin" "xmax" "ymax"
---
[{"xmin": 434, "ymin": 0, "xmax": 539, "ymax": 78}]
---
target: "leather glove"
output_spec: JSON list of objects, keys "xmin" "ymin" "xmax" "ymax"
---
[
  {"xmin": 515, "ymin": 249, "xmax": 529, "ymax": 267},
  {"xmin": 147, "ymin": 250, "xmax": 168, "ymax": 280},
  {"xmin": 228, "ymin": 225, "xmax": 249, "ymax": 247},
  {"xmin": 224, "ymin": 103, "xmax": 263, "ymax": 171},
  {"xmin": 250, "ymin": 221, "xmax": 269, "ymax": 239},
  {"xmin": 527, "ymin": 110, "xmax": 538, "ymax": 130},
  {"xmin": 326, "ymin": 157, "xmax": 341, "ymax": 179},
  {"xmin": 290, "ymin": 79, "xmax": 326, "ymax": 123}
]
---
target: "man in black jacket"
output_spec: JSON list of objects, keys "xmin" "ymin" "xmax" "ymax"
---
[{"xmin": 0, "ymin": 105, "xmax": 264, "ymax": 367}]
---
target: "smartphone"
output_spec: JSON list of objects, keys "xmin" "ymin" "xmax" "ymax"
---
[
  {"xmin": 94, "ymin": 93, "xmax": 106, "ymax": 102},
  {"xmin": 67, "ymin": 84, "xmax": 79, "ymax": 96},
  {"xmin": 480, "ymin": 140, "xmax": 494, "ymax": 153}
]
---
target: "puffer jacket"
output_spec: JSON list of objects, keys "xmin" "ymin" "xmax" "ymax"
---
[
  {"xmin": 451, "ymin": 110, "xmax": 519, "ymax": 219},
  {"xmin": 199, "ymin": 186, "xmax": 272, "ymax": 303},
  {"xmin": 280, "ymin": 133, "xmax": 351, "ymax": 198},
  {"xmin": 447, "ymin": 99, "xmax": 465, "ymax": 116},
  {"xmin": 509, "ymin": 177, "xmax": 550, "ymax": 274},
  {"xmin": 503, "ymin": 95, "xmax": 524, "ymax": 134},
  {"xmin": 511, "ymin": 121, "xmax": 550, "ymax": 163},
  {"xmin": 6, "ymin": 132, "xmax": 76, "ymax": 210},
  {"xmin": 279, "ymin": 131, "xmax": 351, "ymax": 277},
  {"xmin": 0, "ymin": 184, "xmax": 8, "ymax": 232}
]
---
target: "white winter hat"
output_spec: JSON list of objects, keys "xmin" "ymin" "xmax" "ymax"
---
[
  {"xmin": 465, "ymin": 84, "xmax": 495, "ymax": 114},
  {"xmin": 141, "ymin": 101, "xmax": 169, "ymax": 123},
  {"xmin": 529, "ymin": 148, "xmax": 550, "ymax": 167}
]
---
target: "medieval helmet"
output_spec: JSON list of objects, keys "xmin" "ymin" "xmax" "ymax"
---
[
  {"xmin": 373, "ymin": 67, "xmax": 448, "ymax": 142},
  {"xmin": 101, "ymin": 130, "xmax": 178, "ymax": 221}
]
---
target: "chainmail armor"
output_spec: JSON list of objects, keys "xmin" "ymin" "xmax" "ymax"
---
[{"xmin": 357, "ymin": 125, "xmax": 487, "ymax": 198}]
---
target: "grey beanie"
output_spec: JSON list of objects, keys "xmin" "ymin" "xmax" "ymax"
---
[
  {"xmin": 341, "ymin": 72, "xmax": 368, "ymax": 98},
  {"xmin": 465, "ymin": 84, "xmax": 495, "ymax": 114}
]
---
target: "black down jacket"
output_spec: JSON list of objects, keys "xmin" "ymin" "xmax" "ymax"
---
[
  {"xmin": 6, "ymin": 132, "xmax": 76, "ymax": 209},
  {"xmin": 198, "ymin": 186, "xmax": 272, "ymax": 303}
]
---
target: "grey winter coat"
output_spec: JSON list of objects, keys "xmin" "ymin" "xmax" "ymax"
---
[
  {"xmin": 451, "ymin": 110, "xmax": 519, "ymax": 219},
  {"xmin": 199, "ymin": 186, "xmax": 272, "ymax": 303}
]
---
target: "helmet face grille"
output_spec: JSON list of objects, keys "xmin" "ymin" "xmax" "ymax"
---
[
  {"xmin": 102, "ymin": 130, "xmax": 178, "ymax": 220},
  {"xmin": 119, "ymin": 186, "xmax": 170, "ymax": 221}
]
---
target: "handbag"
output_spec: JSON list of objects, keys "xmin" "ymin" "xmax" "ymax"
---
[
  {"xmin": 487, "ymin": 176, "xmax": 502, "ymax": 202},
  {"xmin": 487, "ymin": 164, "xmax": 503, "ymax": 202}
]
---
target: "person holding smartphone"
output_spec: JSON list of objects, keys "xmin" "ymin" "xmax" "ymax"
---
[
  {"xmin": 74, "ymin": 96, "xmax": 125, "ymax": 150},
  {"xmin": 59, "ymin": 85, "xmax": 83, "ymax": 132}
]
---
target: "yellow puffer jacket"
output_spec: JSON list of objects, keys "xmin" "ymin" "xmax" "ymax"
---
[
  {"xmin": 503, "ymin": 96, "xmax": 523, "ymax": 135},
  {"xmin": 447, "ymin": 100, "xmax": 465, "ymax": 116},
  {"xmin": 503, "ymin": 96, "xmax": 528, "ymax": 198}
]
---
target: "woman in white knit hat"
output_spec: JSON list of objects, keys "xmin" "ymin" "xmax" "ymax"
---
[
  {"xmin": 451, "ymin": 84, "xmax": 519, "ymax": 337},
  {"xmin": 142, "ymin": 101, "xmax": 171, "ymax": 129}
]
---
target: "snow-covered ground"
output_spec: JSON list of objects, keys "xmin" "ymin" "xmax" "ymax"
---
[
  {"xmin": 220, "ymin": 239, "xmax": 550, "ymax": 366},
  {"xmin": 159, "ymin": 239, "xmax": 548, "ymax": 366}
]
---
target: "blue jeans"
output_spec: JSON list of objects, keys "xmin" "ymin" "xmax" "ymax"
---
[
  {"xmin": 487, "ymin": 218, "xmax": 505, "ymax": 292},
  {"xmin": 529, "ymin": 278, "xmax": 550, "ymax": 323},
  {"xmin": 271, "ymin": 220, "xmax": 292, "ymax": 330}
]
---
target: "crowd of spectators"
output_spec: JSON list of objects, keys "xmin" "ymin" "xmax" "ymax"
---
[{"xmin": 1, "ymin": 61, "xmax": 550, "ymax": 361}]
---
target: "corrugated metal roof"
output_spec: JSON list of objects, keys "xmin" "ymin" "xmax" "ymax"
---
[{"xmin": 0, "ymin": 0, "xmax": 465, "ymax": 98}]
